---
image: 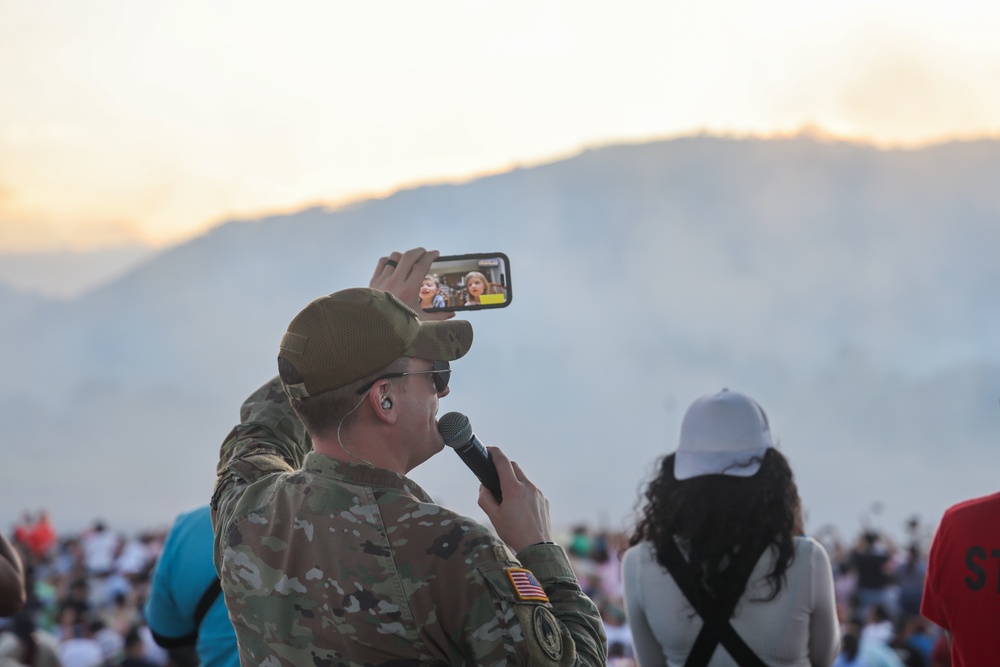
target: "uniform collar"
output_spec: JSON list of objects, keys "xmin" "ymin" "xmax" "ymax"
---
[{"xmin": 302, "ymin": 451, "xmax": 434, "ymax": 502}]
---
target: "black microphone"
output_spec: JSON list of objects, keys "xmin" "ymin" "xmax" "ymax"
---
[{"xmin": 437, "ymin": 412, "xmax": 502, "ymax": 503}]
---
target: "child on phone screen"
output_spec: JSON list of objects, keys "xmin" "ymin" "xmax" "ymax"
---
[{"xmin": 463, "ymin": 271, "xmax": 489, "ymax": 306}]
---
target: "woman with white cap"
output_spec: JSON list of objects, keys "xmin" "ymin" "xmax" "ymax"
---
[{"xmin": 622, "ymin": 389, "xmax": 839, "ymax": 667}]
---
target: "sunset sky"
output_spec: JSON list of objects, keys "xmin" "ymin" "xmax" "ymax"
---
[{"xmin": 2, "ymin": 0, "xmax": 1000, "ymax": 252}]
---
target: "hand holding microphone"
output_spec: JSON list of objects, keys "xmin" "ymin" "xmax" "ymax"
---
[{"xmin": 437, "ymin": 412, "xmax": 553, "ymax": 552}]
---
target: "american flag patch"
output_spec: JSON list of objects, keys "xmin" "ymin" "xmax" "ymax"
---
[{"xmin": 505, "ymin": 568, "xmax": 549, "ymax": 602}]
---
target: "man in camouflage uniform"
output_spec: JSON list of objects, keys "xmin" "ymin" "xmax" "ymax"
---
[{"xmin": 211, "ymin": 249, "xmax": 606, "ymax": 666}]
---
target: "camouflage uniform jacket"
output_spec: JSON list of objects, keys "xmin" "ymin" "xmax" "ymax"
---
[{"xmin": 211, "ymin": 378, "xmax": 607, "ymax": 667}]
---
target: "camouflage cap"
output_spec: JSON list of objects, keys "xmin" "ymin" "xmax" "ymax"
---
[{"xmin": 278, "ymin": 287, "xmax": 473, "ymax": 399}]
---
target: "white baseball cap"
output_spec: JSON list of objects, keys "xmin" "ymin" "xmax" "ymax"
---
[{"xmin": 674, "ymin": 388, "xmax": 774, "ymax": 480}]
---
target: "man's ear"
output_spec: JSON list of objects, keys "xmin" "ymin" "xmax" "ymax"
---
[{"xmin": 369, "ymin": 380, "xmax": 396, "ymax": 424}]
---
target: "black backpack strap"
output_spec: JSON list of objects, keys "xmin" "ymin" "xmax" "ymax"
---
[
  {"xmin": 661, "ymin": 541, "xmax": 721, "ymax": 667},
  {"xmin": 661, "ymin": 540, "xmax": 769, "ymax": 667},
  {"xmin": 193, "ymin": 577, "xmax": 223, "ymax": 629},
  {"xmin": 151, "ymin": 577, "xmax": 222, "ymax": 657},
  {"xmin": 686, "ymin": 625, "xmax": 722, "ymax": 667}
]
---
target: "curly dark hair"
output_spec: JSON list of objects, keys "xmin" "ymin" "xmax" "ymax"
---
[{"xmin": 630, "ymin": 448, "xmax": 800, "ymax": 617}]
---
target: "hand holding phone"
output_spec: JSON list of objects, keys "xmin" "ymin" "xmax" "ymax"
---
[
  {"xmin": 369, "ymin": 248, "xmax": 456, "ymax": 321},
  {"xmin": 421, "ymin": 252, "xmax": 512, "ymax": 312}
]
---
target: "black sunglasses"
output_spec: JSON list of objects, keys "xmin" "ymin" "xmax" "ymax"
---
[{"xmin": 355, "ymin": 359, "xmax": 451, "ymax": 395}]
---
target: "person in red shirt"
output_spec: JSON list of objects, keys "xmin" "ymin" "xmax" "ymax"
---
[
  {"xmin": 921, "ymin": 491, "xmax": 1000, "ymax": 666},
  {"xmin": 26, "ymin": 511, "xmax": 57, "ymax": 558}
]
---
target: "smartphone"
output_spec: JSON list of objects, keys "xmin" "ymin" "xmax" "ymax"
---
[{"xmin": 421, "ymin": 252, "xmax": 512, "ymax": 312}]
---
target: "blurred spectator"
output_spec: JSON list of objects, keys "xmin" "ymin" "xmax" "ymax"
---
[
  {"xmin": 80, "ymin": 523, "xmax": 121, "ymax": 614},
  {"xmin": 101, "ymin": 593, "xmax": 139, "ymax": 638},
  {"xmin": 54, "ymin": 581, "xmax": 89, "ymax": 641},
  {"xmin": 13, "ymin": 514, "xmax": 57, "ymax": 562},
  {"xmin": 600, "ymin": 601, "xmax": 633, "ymax": 662},
  {"xmin": 861, "ymin": 603, "xmax": 894, "ymax": 646},
  {"xmin": 847, "ymin": 530, "xmax": 896, "ymax": 617},
  {"xmin": 0, "ymin": 610, "xmax": 61, "ymax": 667},
  {"xmin": 607, "ymin": 640, "xmax": 636, "ymax": 667},
  {"xmin": 831, "ymin": 630, "xmax": 864, "ymax": 667},
  {"xmin": 115, "ymin": 536, "xmax": 153, "ymax": 583},
  {"xmin": 568, "ymin": 525, "xmax": 591, "ymax": 559},
  {"xmin": 135, "ymin": 626, "xmax": 168, "ymax": 667},
  {"xmin": 89, "ymin": 618, "xmax": 123, "ymax": 665},
  {"xmin": 892, "ymin": 617, "xmax": 932, "ymax": 667},
  {"xmin": 894, "ymin": 543, "xmax": 927, "ymax": 625},
  {"xmin": 57, "ymin": 616, "xmax": 103, "ymax": 667},
  {"xmin": 80, "ymin": 523, "xmax": 118, "ymax": 580},
  {"xmin": 593, "ymin": 531, "xmax": 625, "ymax": 603},
  {"xmin": 842, "ymin": 619, "xmax": 905, "ymax": 667},
  {"xmin": 120, "ymin": 626, "xmax": 158, "ymax": 667}
]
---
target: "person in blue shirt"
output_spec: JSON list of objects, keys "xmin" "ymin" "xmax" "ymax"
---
[{"xmin": 145, "ymin": 505, "xmax": 238, "ymax": 667}]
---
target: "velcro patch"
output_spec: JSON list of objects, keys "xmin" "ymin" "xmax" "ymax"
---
[
  {"xmin": 533, "ymin": 606, "xmax": 564, "ymax": 661},
  {"xmin": 505, "ymin": 567, "xmax": 549, "ymax": 602}
]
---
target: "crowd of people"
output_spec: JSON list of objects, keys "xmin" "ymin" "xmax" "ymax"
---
[
  {"xmin": 0, "ymin": 508, "xmax": 955, "ymax": 667},
  {"xmin": 1, "ymin": 513, "xmax": 168, "ymax": 667}
]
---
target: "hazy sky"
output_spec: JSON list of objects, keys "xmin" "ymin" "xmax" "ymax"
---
[{"xmin": 3, "ymin": 0, "xmax": 1000, "ymax": 252}]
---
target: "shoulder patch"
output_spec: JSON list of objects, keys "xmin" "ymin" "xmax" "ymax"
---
[
  {"xmin": 532, "ymin": 606, "xmax": 564, "ymax": 661},
  {"xmin": 505, "ymin": 567, "xmax": 549, "ymax": 603}
]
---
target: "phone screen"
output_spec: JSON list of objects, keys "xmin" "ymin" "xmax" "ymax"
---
[{"xmin": 421, "ymin": 253, "xmax": 511, "ymax": 312}]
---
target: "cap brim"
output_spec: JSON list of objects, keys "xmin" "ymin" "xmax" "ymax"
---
[
  {"xmin": 405, "ymin": 318, "xmax": 473, "ymax": 362},
  {"xmin": 674, "ymin": 447, "xmax": 769, "ymax": 481}
]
